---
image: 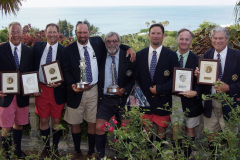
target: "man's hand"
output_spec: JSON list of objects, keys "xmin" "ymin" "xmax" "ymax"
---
[
  {"xmin": 179, "ymin": 90, "xmax": 197, "ymax": 98},
  {"xmin": 72, "ymin": 84, "xmax": 90, "ymax": 93},
  {"xmin": 214, "ymin": 80, "xmax": 230, "ymax": 93},
  {"xmin": 114, "ymin": 88, "xmax": 126, "ymax": 96},
  {"xmin": 47, "ymin": 82, "xmax": 61, "ymax": 88},
  {"xmin": 0, "ymin": 91, "xmax": 7, "ymax": 98},
  {"xmin": 126, "ymin": 48, "xmax": 136, "ymax": 62},
  {"xmin": 150, "ymin": 85, "xmax": 157, "ymax": 94},
  {"xmin": 194, "ymin": 67, "xmax": 200, "ymax": 77}
]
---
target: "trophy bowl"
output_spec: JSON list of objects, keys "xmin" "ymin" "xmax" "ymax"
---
[
  {"xmin": 76, "ymin": 81, "xmax": 90, "ymax": 89},
  {"xmin": 107, "ymin": 84, "xmax": 120, "ymax": 94}
]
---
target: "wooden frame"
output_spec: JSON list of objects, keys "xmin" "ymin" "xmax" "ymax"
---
[
  {"xmin": 21, "ymin": 71, "xmax": 40, "ymax": 96},
  {"xmin": 172, "ymin": 67, "xmax": 193, "ymax": 93},
  {"xmin": 1, "ymin": 71, "xmax": 20, "ymax": 94},
  {"xmin": 197, "ymin": 59, "xmax": 219, "ymax": 85},
  {"xmin": 42, "ymin": 60, "xmax": 64, "ymax": 84}
]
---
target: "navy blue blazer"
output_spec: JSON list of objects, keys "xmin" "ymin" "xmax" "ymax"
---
[
  {"xmin": 62, "ymin": 36, "xmax": 107, "ymax": 109},
  {"xmin": 136, "ymin": 46, "xmax": 179, "ymax": 116},
  {"xmin": 32, "ymin": 42, "xmax": 67, "ymax": 105},
  {"xmin": 0, "ymin": 42, "xmax": 33, "ymax": 108},
  {"xmin": 62, "ymin": 36, "xmax": 130, "ymax": 109},
  {"xmin": 98, "ymin": 49, "xmax": 136, "ymax": 106},
  {"xmin": 176, "ymin": 51, "xmax": 203, "ymax": 118},
  {"xmin": 203, "ymin": 47, "xmax": 240, "ymax": 119}
]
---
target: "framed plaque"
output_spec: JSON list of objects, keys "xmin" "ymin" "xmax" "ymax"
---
[
  {"xmin": 173, "ymin": 67, "xmax": 193, "ymax": 93},
  {"xmin": 1, "ymin": 71, "xmax": 20, "ymax": 94},
  {"xmin": 21, "ymin": 72, "xmax": 40, "ymax": 95},
  {"xmin": 42, "ymin": 61, "xmax": 64, "ymax": 84},
  {"xmin": 197, "ymin": 59, "xmax": 219, "ymax": 85}
]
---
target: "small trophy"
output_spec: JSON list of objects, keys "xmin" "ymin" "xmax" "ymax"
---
[
  {"xmin": 107, "ymin": 63, "xmax": 120, "ymax": 93},
  {"xmin": 76, "ymin": 59, "xmax": 90, "ymax": 89}
]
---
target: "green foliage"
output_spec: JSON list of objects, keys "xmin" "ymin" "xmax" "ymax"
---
[
  {"xmin": 0, "ymin": 27, "xmax": 8, "ymax": 42},
  {"xmin": 0, "ymin": 0, "xmax": 24, "ymax": 15},
  {"xmin": 163, "ymin": 36, "xmax": 177, "ymax": 51},
  {"xmin": 83, "ymin": 19, "xmax": 101, "ymax": 36},
  {"xmin": 58, "ymin": 19, "xmax": 74, "ymax": 37},
  {"xmin": 194, "ymin": 20, "xmax": 218, "ymax": 33}
]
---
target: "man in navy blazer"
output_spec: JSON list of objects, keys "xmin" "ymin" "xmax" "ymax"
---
[
  {"xmin": 196, "ymin": 26, "xmax": 240, "ymax": 155},
  {"xmin": 95, "ymin": 32, "xmax": 136, "ymax": 159},
  {"xmin": 33, "ymin": 23, "xmax": 66, "ymax": 159},
  {"xmin": 171, "ymin": 28, "xmax": 203, "ymax": 158},
  {"xmin": 0, "ymin": 22, "xmax": 33, "ymax": 159},
  {"xmin": 62, "ymin": 21, "xmax": 134, "ymax": 159},
  {"xmin": 136, "ymin": 24, "xmax": 179, "ymax": 148}
]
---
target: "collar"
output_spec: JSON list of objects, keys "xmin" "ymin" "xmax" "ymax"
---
[
  {"xmin": 77, "ymin": 40, "xmax": 92, "ymax": 50},
  {"xmin": 107, "ymin": 50, "xmax": 120, "ymax": 58},
  {"xmin": 149, "ymin": 45, "xmax": 163, "ymax": 55},
  {"xmin": 9, "ymin": 41, "xmax": 21, "ymax": 52},
  {"xmin": 176, "ymin": 50, "xmax": 190, "ymax": 59},
  {"xmin": 214, "ymin": 46, "xmax": 228, "ymax": 59},
  {"xmin": 46, "ymin": 42, "xmax": 58, "ymax": 50}
]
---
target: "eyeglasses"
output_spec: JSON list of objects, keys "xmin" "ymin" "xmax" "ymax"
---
[{"xmin": 106, "ymin": 40, "xmax": 119, "ymax": 44}]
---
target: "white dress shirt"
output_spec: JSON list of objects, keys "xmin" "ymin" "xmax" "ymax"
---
[
  {"xmin": 39, "ymin": 42, "xmax": 58, "ymax": 83},
  {"xmin": 148, "ymin": 45, "xmax": 163, "ymax": 70},
  {"xmin": 77, "ymin": 40, "xmax": 98, "ymax": 85}
]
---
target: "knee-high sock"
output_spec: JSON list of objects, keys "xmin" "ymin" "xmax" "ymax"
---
[
  {"xmin": 88, "ymin": 133, "xmax": 95, "ymax": 155},
  {"xmin": 52, "ymin": 129, "xmax": 61, "ymax": 150},
  {"xmin": 40, "ymin": 128, "xmax": 50, "ymax": 150},
  {"xmin": 72, "ymin": 132, "xmax": 82, "ymax": 153},
  {"xmin": 96, "ymin": 134, "xmax": 105, "ymax": 158},
  {"xmin": 12, "ymin": 129, "xmax": 23, "ymax": 153}
]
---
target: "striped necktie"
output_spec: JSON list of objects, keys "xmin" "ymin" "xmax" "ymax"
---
[
  {"xmin": 13, "ymin": 47, "xmax": 20, "ymax": 70},
  {"xmin": 46, "ymin": 46, "xmax": 52, "ymax": 64},
  {"xmin": 150, "ymin": 50, "xmax": 157, "ymax": 81},
  {"xmin": 217, "ymin": 53, "xmax": 223, "ymax": 80},
  {"xmin": 83, "ymin": 46, "xmax": 93, "ymax": 83}
]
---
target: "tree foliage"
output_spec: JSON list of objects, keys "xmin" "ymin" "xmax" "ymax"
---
[
  {"xmin": 0, "ymin": 0, "xmax": 24, "ymax": 15},
  {"xmin": 58, "ymin": 19, "xmax": 74, "ymax": 37}
]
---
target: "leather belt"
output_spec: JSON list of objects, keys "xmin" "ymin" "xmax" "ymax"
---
[{"xmin": 103, "ymin": 94, "xmax": 119, "ymax": 98}]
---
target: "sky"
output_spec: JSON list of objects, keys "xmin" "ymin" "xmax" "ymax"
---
[{"xmin": 22, "ymin": 0, "xmax": 237, "ymax": 7}]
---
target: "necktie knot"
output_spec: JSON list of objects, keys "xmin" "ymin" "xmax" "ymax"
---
[
  {"xmin": 83, "ymin": 46, "xmax": 87, "ymax": 50},
  {"xmin": 153, "ymin": 50, "xmax": 157, "ymax": 55},
  {"xmin": 14, "ymin": 47, "xmax": 17, "ymax": 52},
  {"xmin": 217, "ymin": 53, "xmax": 221, "ymax": 59}
]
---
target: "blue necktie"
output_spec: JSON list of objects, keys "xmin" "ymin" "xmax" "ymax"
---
[
  {"xmin": 111, "ymin": 55, "xmax": 118, "ymax": 85},
  {"xmin": 83, "ymin": 46, "xmax": 93, "ymax": 83},
  {"xmin": 150, "ymin": 50, "xmax": 157, "ymax": 81},
  {"xmin": 46, "ymin": 46, "xmax": 52, "ymax": 64},
  {"xmin": 179, "ymin": 55, "xmax": 183, "ymax": 68},
  {"xmin": 13, "ymin": 47, "xmax": 19, "ymax": 70},
  {"xmin": 217, "ymin": 54, "xmax": 223, "ymax": 80}
]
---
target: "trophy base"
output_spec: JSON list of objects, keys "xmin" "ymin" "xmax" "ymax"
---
[
  {"xmin": 107, "ymin": 85, "xmax": 120, "ymax": 94},
  {"xmin": 76, "ymin": 82, "xmax": 90, "ymax": 90}
]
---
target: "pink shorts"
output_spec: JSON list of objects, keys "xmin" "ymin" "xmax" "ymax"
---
[
  {"xmin": 35, "ymin": 84, "xmax": 65, "ymax": 119},
  {"xmin": 142, "ymin": 114, "xmax": 170, "ymax": 128},
  {"xmin": 0, "ymin": 96, "xmax": 29, "ymax": 128}
]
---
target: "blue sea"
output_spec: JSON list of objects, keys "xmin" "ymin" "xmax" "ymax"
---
[{"xmin": 0, "ymin": 6, "xmax": 235, "ymax": 35}]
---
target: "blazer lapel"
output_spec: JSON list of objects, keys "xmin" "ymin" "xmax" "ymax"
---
[
  {"xmin": 3, "ymin": 42, "xmax": 16, "ymax": 69},
  {"xmin": 143, "ymin": 48, "xmax": 152, "ymax": 82},
  {"xmin": 185, "ymin": 51, "xmax": 194, "ymax": 68},
  {"xmin": 222, "ymin": 48, "xmax": 231, "ymax": 81}
]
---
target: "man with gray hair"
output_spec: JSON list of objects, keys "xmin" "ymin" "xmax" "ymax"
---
[
  {"xmin": 0, "ymin": 22, "xmax": 33, "ymax": 159},
  {"xmin": 196, "ymin": 26, "xmax": 240, "ymax": 155},
  {"xmin": 95, "ymin": 32, "xmax": 136, "ymax": 159}
]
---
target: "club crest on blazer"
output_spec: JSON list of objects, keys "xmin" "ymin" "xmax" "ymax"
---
[{"xmin": 164, "ymin": 70, "xmax": 170, "ymax": 76}]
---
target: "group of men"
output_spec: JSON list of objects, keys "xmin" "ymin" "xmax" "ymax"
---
[{"xmin": 0, "ymin": 20, "xmax": 239, "ymax": 160}]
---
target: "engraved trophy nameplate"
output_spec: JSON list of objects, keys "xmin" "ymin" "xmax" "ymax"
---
[
  {"xmin": 76, "ymin": 59, "xmax": 90, "ymax": 89},
  {"xmin": 107, "ymin": 63, "xmax": 120, "ymax": 93}
]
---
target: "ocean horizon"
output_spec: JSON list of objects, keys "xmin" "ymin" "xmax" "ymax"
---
[{"xmin": 0, "ymin": 5, "xmax": 235, "ymax": 35}]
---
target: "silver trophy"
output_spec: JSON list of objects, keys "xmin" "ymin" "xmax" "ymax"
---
[
  {"xmin": 76, "ymin": 59, "xmax": 90, "ymax": 89},
  {"xmin": 107, "ymin": 63, "xmax": 120, "ymax": 93}
]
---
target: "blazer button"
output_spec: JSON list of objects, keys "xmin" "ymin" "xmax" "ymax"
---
[
  {"xmin": 102, "ymin": 88, "xmax": 104, "ymax": 90},
  {"xmin": 100, "ymin": 97, "xmax": 102, "ymax": 100}
]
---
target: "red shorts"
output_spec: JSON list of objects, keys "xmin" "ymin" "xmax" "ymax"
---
[
  {"xmin": 35, "ymin": 84, "xmax": 65, "ymax": 119},
  {"xmin": 0, "ymin": 96, "xmax": 29, "ymax": 128},
  {"xmin": 142, "ymin": 114, "xmax": 170, "ymax": 128}
]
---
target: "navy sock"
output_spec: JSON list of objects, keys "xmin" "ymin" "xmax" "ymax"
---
[
  {"xmin": 12, "ymin": 129, "xmax": 23, "ymax": 153},
  {"xmin": 72, "ymin": 132, "xmax": 82, "ymax": 153},
  {"xmin": 88, "ymin": 133, "xmax": 95, "ymax": 155},
  {"xmin": 96, "ymin": 134, "xmax": 106, "ymax": 158},
  {"xmin": 40, "ymin": 128, "xmax": 50, "ymax": 150},
  {"xmin": 52, "ymin": 129, "xmax": 61, "ymax": 150}
]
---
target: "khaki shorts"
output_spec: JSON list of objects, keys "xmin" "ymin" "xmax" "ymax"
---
[
  {"xmin": 203, "ymin": 99, "xmax": 225, "ymax": 132},
  {"xmin": 64, "ymin": 85, "xmax": 98, "ymax": 124},
  {"xmin": 171, "ymin": 95, "xmax": 200, "ymax": 128}
]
